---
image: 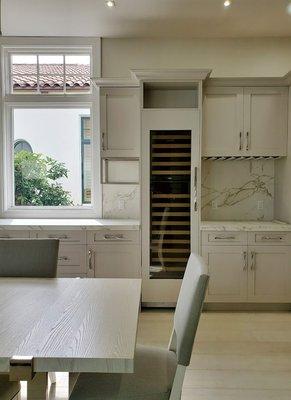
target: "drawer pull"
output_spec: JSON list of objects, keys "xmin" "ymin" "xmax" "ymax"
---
[
  {"xmin": 58, "ymin": 256, "xmax": 70, "ymax": 261},
  {"xmin": 48, "ymin": 234, "xmax": 69, "ymax": 240},
  {"xmin": 250, "ymin": 251, "xmax": 256, "ymax": 271},
  {"xmin": 0, "ymin": 235, "xmax": 10, "ymax": 239},
  {"xmin": 214, "ymin": 236, "xmax": 236, "ymax": 240},
  {"xmin": 242, "ymin": 251, "xmax": 248, "ymax": 271},
  {"xmin": 103, "ymin": 234, "xmax": 125, "ymax": 240},
  {"xmin": 260, "ymin": 236, "xmax": 283, "ymax": 241},
  {"xmin": 88, "ymin": 249, "xmax": 94, "ymax": 270}
]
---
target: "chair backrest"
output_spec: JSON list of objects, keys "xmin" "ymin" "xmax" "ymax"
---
[
  {"xmin": 0, "ymin": 239, "xmax": 59, "ymax": 278},
  {"xmin": 171, "ymin": 253, "xmax": 209, "ymax": 366}
]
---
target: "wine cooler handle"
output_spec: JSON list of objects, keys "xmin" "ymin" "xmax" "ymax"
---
[{"xmin": 194, "ymin": 166, "xmax": 198, "ymax": 212}]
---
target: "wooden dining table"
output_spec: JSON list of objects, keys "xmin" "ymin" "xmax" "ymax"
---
[{"xmin": 0, "ymin": 277, "xmax": 141, "ymax": 399}]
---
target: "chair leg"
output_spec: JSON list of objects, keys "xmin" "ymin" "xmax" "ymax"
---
[{"xmin": 48, "ymin": 372, "xmax": 57, "ymax": 384}]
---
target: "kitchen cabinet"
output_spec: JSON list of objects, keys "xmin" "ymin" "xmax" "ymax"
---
[
  {"xmin": 203, "ymin": 86, "xmax": 288, "ymax": 156},
  {"xmin": 247, "ymin": 246, "xmax": 291, "ymax": 302},
  {"xmin": 202, "ymin": 230, "xmax": 291, "ymax": 303},
  {"xmin": 87, "ymin": 243, "xmax": 141, "ymax": 278},
  {"xmin": 203, "ymin": 87, "xmax": 243, "ymax": 156},
  {"xmin": 100, "ymin": 87, "xmax": 140, "ymax": 158},
  {"xmin": 202, "ymin": 245, "xmax": 248, "ymax": 302}
]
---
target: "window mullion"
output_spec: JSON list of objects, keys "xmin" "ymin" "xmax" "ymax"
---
[{"xmin": 36, "ymin": 54, "xmax": 40, "ymax": 94}]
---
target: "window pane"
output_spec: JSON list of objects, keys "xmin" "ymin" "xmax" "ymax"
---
[
  {"xmin": 39, "ymin": 55, "xmax": 64, "ymax": 74},
  {"xmin": 39, "ymin": 75, "xmax": 64, "ymax": 93},
  {"xmin": 11, "ymin": 55, "xmax": 37, "ymax": 92},
  {"xmin": 13, "ymin": 108, "xmax": 91, "ymax": 207},
  {"xmin": 65, "ymin": 55, "xmax": 90, "ymax": 92}
]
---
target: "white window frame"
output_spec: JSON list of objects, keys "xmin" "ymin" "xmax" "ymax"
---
[{"xmin": 0, "ymin": 38, "xmax": 101, "ymax": 218}]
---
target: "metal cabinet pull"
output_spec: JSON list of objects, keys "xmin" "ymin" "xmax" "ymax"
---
[
  {"xmin": 214, "ymin": 236, "xmax": 236, "ymax": 240},
  {"xmin": 0, "ymin": 235, "xmax": 10, "ymax": 239},
  {"xmin": 242, "ymin": 251, "xmax": 248, "ymax": 271},
  {"xmin": 261, "ymin": 236, "xmax": 283, "ymax": 241},
  {"xmin": 103, "ymin": 234, "xmax": 125, "ymax": 240},
  {"xmin": 193, "ymin": 166, "xmax": 198, "ymax": 212},
  {"xmin": 250, "ymin": 251, "xmax": 256, "ymax": 270},
  {"xmin": 88, "ymin": 249, "xmax": 94, "ymax": 270},
  {"xmin": 58, "ymin": 256, "xmax": 69, "ymax": 261},
  {"xmin": 101, "ymin": 132, "xmax": 106, "ymax": 151},
  {"xmin": 48, "ymin": 234, "xmax": 68, "ymax": 240},
  {"xmin": 239, "ymin": 132, "xmax": 243, "ymax": 151},
  {"xmin": 246, "ymin": 131, "xmax": 250, "ymax": 151}
]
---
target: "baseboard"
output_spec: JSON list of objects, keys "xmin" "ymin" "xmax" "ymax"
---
[{"xmin": 204, "ymin": 302, "xmax": 291, "ymax": 311}]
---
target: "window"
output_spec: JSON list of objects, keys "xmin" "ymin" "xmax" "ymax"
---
[
  {"xmin": 10, "ymin": 53, "xmax": 91, "ymax": 94},
  {"xmin": 1, "ymin": 40, "xmax": 101, "ymax": 218},
  {"xmin": 13, "ymin": 107, "xmax": 91, "ymax": 207},
  {"xmin": 81, "ymin": 116, "xmax": 92, "ymax": 204}
]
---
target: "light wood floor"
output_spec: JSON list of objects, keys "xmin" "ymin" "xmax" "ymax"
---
[{"xmin": 21, "ymin": 309, "xmax": 291, "ymax": 399}]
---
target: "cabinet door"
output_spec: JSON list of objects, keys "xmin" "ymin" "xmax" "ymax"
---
[
  {"xmin": 248, "ymin": 246, "xmax": 291, "ymax": 302},
  {"xmin": 202, "ymin": 245, "xmax": 248, "ymax": 302},
  {"xmin": 203, "ymin": 87, "xmax": 244, "ymax": 156},
  {"xmin": 100, "ymin": 88, "xmax": 140, "ymax": 157},
  {"xmin": 243, "ymin": 87, "xmax": 288, "ymax": 156},
  {"xmin": 88, "ymin": 244, "xmax": 141, "ymax": 278}
]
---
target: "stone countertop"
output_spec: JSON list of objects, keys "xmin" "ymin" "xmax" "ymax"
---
[
  {"xmin": 0, "ymin": 219, "xmax": 140, "ymax": 231},
  {"xmin": 200, "ymin": 220, "xmax": 291, "ymax": 232}
]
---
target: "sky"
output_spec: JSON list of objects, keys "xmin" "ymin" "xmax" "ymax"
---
[{"xmin": 12, "ymin": 55, "xmax": 90, "ymax": 65}]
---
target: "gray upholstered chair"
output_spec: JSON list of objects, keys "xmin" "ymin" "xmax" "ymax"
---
[
  {"xmin": 0, "ymin": 238, "xmax": 59, "ymax": 278},
  {"xmin": 69, "ymin": 253, "xmax": 209, "ymax": 400},
  {"xmin": 0, "ymin": 376, "xmax": 20, "ymax": 400},
  {"xmin": 0, "ymin": 238, "xmax": 60, "ymax": 388}
]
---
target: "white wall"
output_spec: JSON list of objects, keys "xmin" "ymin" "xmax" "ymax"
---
[
  {"xmin": 102, "ymin": 37, "xmax": 291, "ymax": 78},
  {"xmin": 14, "ymin": 108, "xmax": 90, "ymax": 205}
]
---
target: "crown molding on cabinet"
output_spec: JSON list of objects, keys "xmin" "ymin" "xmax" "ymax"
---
[
  {"xmin": 130, "ymin": 68, "xmax": 212, "ymax": 83},
  {"xmin": 205, "ymin": 70, "xmax": 291, "ymax": 88},
  {"xmin": 91, "ymin": 78, "xmax": 140, "ymax": 88}
]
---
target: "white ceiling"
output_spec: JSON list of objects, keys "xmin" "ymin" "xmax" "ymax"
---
[{"xmin": 2, "ymin": 0, "xmax": 291, "ymax": 38}]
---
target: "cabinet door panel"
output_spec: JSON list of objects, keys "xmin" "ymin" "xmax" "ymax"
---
[
  {"xmin": 100, "ymin": 88, "xmax": 140, "ymax": 157},
  {"xmin": 202, "ymin": 245, "xmax": 248, "ymax": 302},
  {"xmin": 248, "ymin": 246, "xmax": 291, "ymax": 302},
  {"xmin": 89, "ymin": 244, "xmax": 141, "ymax": 279},
  {"xmin": 243, "ymin": 87, "xmax": 288, "ymax": 156},
  {"xmin": 203, "ymin": 87, "xmax": 244, "ymax": 156}
]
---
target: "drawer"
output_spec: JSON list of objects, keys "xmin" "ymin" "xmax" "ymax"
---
[
  {"xmin": 87, "ymin": 230, "xmax": 139, "ymax": 244},
  {"xmin": 248, "ymin": 232, "xmax": 291, "ymax": 245},
  {"xmin": 35, "ymin": 230, "xmax": 86, "ymax": 244},
  {"xmin": 0, "ymin": 230, "xmax": 30, "ymax": 239},
  {"xmin": 202, "ymin": 231, "xmax": 247, "ymax": 245},
  {"xmin": 57, "ymin": 245, "xmax": 86, "ymax": 274}
]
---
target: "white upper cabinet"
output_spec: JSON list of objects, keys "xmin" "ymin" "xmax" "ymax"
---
[
  {"xmin": 100, "ymin": 87, "xmax": 140, "ymax": 158},
  {"xmin": 243, "ymin": 87, "xmax": 288, "ymax": 156},
  {"xmin": 203, "ymin": 87, "xmax": 244, "ymax": 156},
  {"xmin": 203, "ymin": 86, "xmax": 288, "ymax": 156}
]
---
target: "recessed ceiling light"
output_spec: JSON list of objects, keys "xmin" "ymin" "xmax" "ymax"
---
[
  {"xmin": 106, "ymin": 0, "xmax": 116, "ymax": 7},
  {"xmin": 224, "ymin": 0, "xmax": 232, "ymax": 7}
]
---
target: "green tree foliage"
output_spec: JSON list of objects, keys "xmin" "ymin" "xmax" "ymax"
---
[{"xmin": 14, "ymin": 151, "xmax": 73, "ymax": 206}]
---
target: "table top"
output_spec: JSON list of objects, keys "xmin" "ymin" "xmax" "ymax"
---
[{"xmin": 0, "ymin": 278, "xmax": 141, "ymax": 374}]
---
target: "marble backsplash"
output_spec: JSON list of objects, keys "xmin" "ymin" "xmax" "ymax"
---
[
  {"xmin": 201, "ymin": 159, "xmax": 274, "ymax": 221},
  {"xmin": 102, "ymin": 184, "xmax": 140, "ymax": 219}
]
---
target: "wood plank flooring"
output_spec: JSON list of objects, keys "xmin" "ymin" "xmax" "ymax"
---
[{"xmin": 20, "ymin": 309, "xmax": 291, "ymax": 399}]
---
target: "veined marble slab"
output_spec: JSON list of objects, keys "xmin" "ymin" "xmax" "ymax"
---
[
  {"xmin": 201, "ymin": 220, "xmax": 291, "ymax": 232},
  {"xmin": 0, "ymin": 219, "xmax": 140, "ymax": 230}
]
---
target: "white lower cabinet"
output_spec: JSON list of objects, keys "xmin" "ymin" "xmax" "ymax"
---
[
  {"xmin": 87, "ymin": 244, "xmax": 141, "ymax": 278},
  {"xmin": 57, "ymin": 245, "xmax": 87, "ymax": 278},
  {"xmin": 248, "ymin": 246, "xmax": 291, "ymax": 302},
  {"xmin": 202, "ymin": 231, "xmax": 291, "ymax": 303},
  {"xmin": 202, "ymin": 246, "xmax": 248, "ymax": 302}
]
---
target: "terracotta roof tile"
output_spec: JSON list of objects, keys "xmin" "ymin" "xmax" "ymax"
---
[{"xmin": 12, "ymin": 64, "xmax": 90, "ymax": 90}]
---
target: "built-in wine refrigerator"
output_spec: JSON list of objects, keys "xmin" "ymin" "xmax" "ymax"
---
[{"xmin": 142, "ymin": 109, "xmax": 200, "ymax": 305}]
